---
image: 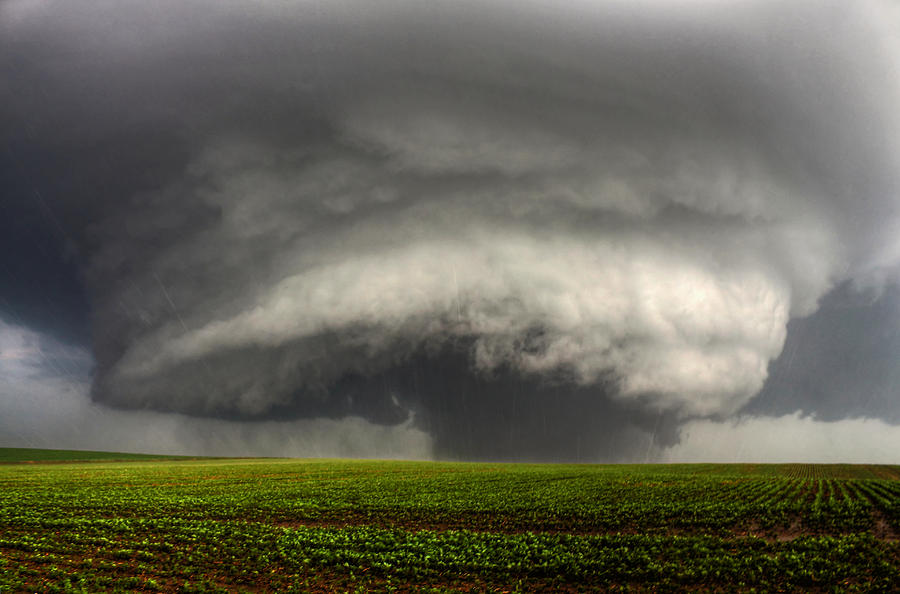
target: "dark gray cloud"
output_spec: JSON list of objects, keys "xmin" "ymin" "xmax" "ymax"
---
[
  {"xmin": 2, "ymin": 0, "xmax": 900, "ymax": 461},
  {"xmin": 0, "ymin": 319, "xmax": 431, "ymax": 458},
  {"xmin": 746, "ymin": 283, "xmax": 900, "ymax": 424}
]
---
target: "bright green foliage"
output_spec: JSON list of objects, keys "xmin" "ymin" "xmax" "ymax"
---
[{"xmin": 0, "ymin": 458, "xmax": 898, "ymax": 591}]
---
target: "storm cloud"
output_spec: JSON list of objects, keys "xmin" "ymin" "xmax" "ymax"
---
[{"xmin": 2, "ymin": 0, "xmax": 900, "ymax": 461}]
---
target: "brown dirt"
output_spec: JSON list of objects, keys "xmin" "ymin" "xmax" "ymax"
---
[
  {"xmin": 774, "ymin": 516, "xmax": 805, "ymax": 542},
  {"xmin": 733, "ymin": 516, "xmax": 804, "ymax": 543},
  {"xmin": 872, "ymin": 510, "xmax": 900, "ymax": 541},
  {"xmin": 869, "ymin": 466, "xmax": 900, "ymax": 481}
]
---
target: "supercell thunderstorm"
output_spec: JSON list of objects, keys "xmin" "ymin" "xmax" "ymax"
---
[{"xmin": 3, "ymin": 0, "xmax": 900, "ymax": 460}]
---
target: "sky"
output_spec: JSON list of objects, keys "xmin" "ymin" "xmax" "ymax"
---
[{"xmin": 2, "ymin": 0, "xmax": 900, "ymax": 462}]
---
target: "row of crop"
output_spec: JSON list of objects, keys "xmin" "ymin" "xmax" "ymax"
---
[
  {"xmin": 3, "ymin": 516, "xmax": 899, "ymax": 592},
  {"xmin": 0, "ymin": 492, "xmax": 891, "ymax": 537},
  {"xmin": 3, "ymin": 462, "xmax": 898, "ymax": 537}
]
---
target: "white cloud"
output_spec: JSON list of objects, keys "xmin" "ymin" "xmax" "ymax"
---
[{"xmin": 107, "ymin": 228, "xmax": 792, "ymax": 417}]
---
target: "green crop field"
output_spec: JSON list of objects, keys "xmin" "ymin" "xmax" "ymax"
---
[
  {"xmin": 0, "ymin": 448, "xmax": 196, "ymax": 464},
  {"xmin": 1, "ymin": 452, "xmax": 899, "ymax": 592}
]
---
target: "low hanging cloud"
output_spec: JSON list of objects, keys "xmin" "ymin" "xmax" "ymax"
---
[
  {"xmin": 0, "ymin": 320, "xmax": 431, "ymax": 458},
  {"xmin": 9, "ymin": 320, "xmax": 900, "ymax": 464},
  {"xmin": 3, "ymin": 0, "xmax": 900, "ymax": 460}
]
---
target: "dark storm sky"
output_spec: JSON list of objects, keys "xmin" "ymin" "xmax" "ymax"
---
[{"xmin": 2, "ymin": 0, "xmax": 900, "ymax": 461}]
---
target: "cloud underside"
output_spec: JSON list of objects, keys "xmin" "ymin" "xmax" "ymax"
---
[
  {"xmin": 3, "ymin": 0, "xmax": 900, "ymax": 459},
  {"xmin": 6, "ymin": 320, "xmax": 900, "ymax": 464}
]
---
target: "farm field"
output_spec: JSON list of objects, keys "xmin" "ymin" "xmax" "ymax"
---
[
  {"xmin": 1, "ymin": 452, "xmax": 899, "ymax": 592},
  {"xmin": 0, "ymin": 448, "xmax": 197, "ymax": 464}
]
